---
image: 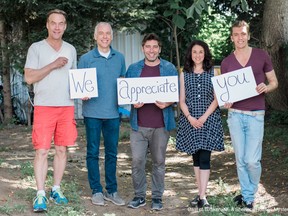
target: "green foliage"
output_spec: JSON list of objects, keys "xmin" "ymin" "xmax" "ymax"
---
[
  {"xmin": 212, "ymin": 0, "xmax": 265, "ymax": 48},
  {"xmin": 1, "ymin": 0, "xmax": 156, "ymax": 63},
  {"xmin": 46, "ymin": 180, "xmax": 85, "ymax": 216},
  {"xmin": 0, "ymin": 201, "xmax": 27, "ymax": 215},
  {"xmin": 195, "ymin": 8, "xmax": 235, "ymax": 64},
  {"xmin": 20, "ymin": 161, "xmax": 34, "ymax": 177},
  {"xmin": 267, "ymin": 110, "xmax": 288, "ymax": 125},
  {"xmin": 187, "ymin": 0, "xmax": 208, "ymax": 19}
]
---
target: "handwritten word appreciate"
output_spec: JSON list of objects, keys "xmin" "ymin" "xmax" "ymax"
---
[{"xmin": 117, "ymin": 76, "xmax": 179, "ymax": 105}]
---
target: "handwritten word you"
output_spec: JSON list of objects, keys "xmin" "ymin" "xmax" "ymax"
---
[
  {"xmin": 118, "ymin": 79, "xmax": 177, "ymax": 102},
  {"xmin": 216, "ymin": 73, "xmax": 250, "ymax": 102}
]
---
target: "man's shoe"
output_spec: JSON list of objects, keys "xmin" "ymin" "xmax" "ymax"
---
[
  {"xmin": 233, "ymin": 194, "xmax": 243, "ymax": 206},
  {"xmin": 151, "ymin": 198, "xmax": 163, "ymax": 211},
  {"xmin": 91, "ymin": 192, "xmax": 105, "ymax": 206},
  {"xmin": 33, "ymin": 194, "xmax": 48, "ymax": 212},
  {"xmin": 127, "ymin": 197, "xmax": 146, "ymax": 209},
  {"xmin": 198, "ymin": 198, "xmax": 210, "ymax": 208},
  {"xmin": 50, "ymin": 188, "xmax": 68, "ymax": 204},
  {"xmin": 244, "ymin": 201, "xmax": 253, "ymax": 210},
  {"xmin": 190, "ymin": 195, "xmax": 200, "ymax": 207},
  {"xmin": 104, "ymin": 192, "xmax": 125, "ymax": 206}
]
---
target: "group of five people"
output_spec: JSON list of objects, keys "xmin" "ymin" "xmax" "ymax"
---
[{"xmin": 24, "ymin": 9, "xmax": 278, "ymax": 213}]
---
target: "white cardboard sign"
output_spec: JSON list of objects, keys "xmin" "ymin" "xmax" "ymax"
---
[
  {"xmin": 211, "ymin": 66, "xmax": 259, "ymax": 107},
  {"xmin": 69, "ymin": 68, "xmax": 98, "ymax": 99},
  {"xmin": 117, "ymin": 76, "xmax": 179, "ymax": 105}
]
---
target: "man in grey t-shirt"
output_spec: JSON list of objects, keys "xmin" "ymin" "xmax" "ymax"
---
[{"xmin": 24, "ymin": 9, "xmax": 77, "ymax": 212}]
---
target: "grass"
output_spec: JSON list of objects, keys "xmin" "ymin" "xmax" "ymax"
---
[{"xmin": 0, "ymin": 201, "xmax": 27, "ymax": 215}]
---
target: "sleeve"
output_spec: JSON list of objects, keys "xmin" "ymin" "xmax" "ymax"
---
[
  {"xmin": 263, "ymin": 50, "xmax": 274, "ymax": 73},
  {"xmin": 77, "ymin": 55, "xmax": 86, "ymax": 69},
  {"xmin": 72, "ymin": 47, "xmax": 77, "ymax": 69},
  {"xmin": 220, "ymin": 58, "xmax": 228, "ymax": 74},
  {"xmin": 120, "ymin": 54, "xmax": 126, "ymax": 77},
  {"xmin": 125, "ymin": 65, "xmax": 132, "ymax": 78},
  {"xmin": 24, "ymin": 44, "xmax": 39, "ymax": 69}
]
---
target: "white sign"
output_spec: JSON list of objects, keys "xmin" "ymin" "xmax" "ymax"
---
[
  {"xmin": 211, "ymin": 66, "xmax": 259, "ymax": 107},
  {"xmin": 69, "ymin": 68, "xmax": 98, "ymax": 99},
  {"xmin": 117, "ymin": 76, "xmax": 179, "ymax": 105}
]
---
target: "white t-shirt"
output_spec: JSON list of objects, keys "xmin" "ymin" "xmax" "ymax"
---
[{"xmin": 25, "ymin": 39, "xmax": 77, "ymax": 106}]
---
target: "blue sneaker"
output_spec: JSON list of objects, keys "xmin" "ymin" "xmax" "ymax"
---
[
  {"xmin": 50, "ymin": 188, "xmax": 68, "ymax": 204},
  {"xmin": 33, "ymin": 194, "xmax": 48, "ymax": 212}
]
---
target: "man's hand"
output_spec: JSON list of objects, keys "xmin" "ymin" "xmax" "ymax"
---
[
  {"xmin": 224, "ymin": 102, "xmax": 233, "ymax": 109},
  {"xmin": 82, "ymin": 97, "xmax": 90, "ymax": 101},
  {"xmin": 133, "ymin": 102, "xmax": 144, "ymax": 109},
  {"xmin": 155, "ymin": 101, "xmax": 173, "ymax": 109},
  {"xmin": 53, "ymin": 57, "xmax": 68, "ymax": 69}
]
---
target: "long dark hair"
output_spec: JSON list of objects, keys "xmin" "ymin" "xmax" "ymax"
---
[{"xmin": 183, "ymin": 40, "xmax": 213, "ymax": 73}]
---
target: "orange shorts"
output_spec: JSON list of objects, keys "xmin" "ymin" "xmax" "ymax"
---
[{"xmin": 32, "ymin": 106, "xmax": 77, "ymax": 149}]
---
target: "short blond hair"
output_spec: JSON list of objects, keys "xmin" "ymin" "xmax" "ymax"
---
[
  {"xmin": 231, "ymin": 20, "xmax": 250, "ymax": 36},
  {"xmin": 46, "ymin": 9, "xmax": 67, "ymax": 23}
]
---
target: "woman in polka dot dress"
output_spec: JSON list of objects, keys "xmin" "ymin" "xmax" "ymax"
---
[{"xmin": 176, "ymin": 40, "xmax": 224, "ymax": 208}]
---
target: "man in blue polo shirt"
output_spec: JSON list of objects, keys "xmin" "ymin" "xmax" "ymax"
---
[{"xmin": 78, "ymin": 22, "xmax": 126, "ymax": 206}]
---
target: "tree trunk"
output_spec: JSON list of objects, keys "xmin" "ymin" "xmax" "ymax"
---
[
  {"xmin": 0, "ymin": 18, "xmax": 13, "ymax": 123},
  {"xmin": 173, "ymin": 25, "xmax": 181, "ymax": 73},
  {"xmin": 261, "ymin": 0, "xmax": 288, "ymax": 111}
]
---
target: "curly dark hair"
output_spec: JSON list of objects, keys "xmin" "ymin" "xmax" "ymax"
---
[
  {"xmin": 141, "ymin": 33, "xmax": 162, "ymax": 47},
  {"xmin": 183, "ymin": 40, "xmax": 213, "ymax": 73}
]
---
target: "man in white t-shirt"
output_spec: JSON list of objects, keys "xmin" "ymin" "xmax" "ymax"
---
[{"xmin": 24, "ymin": 9, "xmax": 77, "ymax": 212}]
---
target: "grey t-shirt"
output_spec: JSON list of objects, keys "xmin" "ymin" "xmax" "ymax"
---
[{"xmin": 25, "ymin": 39, "xmax": 77, "ymax": 106}]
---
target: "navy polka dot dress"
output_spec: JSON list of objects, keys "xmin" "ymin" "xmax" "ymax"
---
[{"xmin": 176, "ymin": 69, "xmax": 224, "ymax": 155}]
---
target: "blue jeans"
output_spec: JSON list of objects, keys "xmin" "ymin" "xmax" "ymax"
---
[
  {"xmin": 84, "ymin": 117, "xmax": 120, "ymax": 194},
  {"xmin": 227, "ymin": 110, "xmax": 264, "ymax": 203},
  {"xmin": 130, "ymin": 127, "xmax": 169, "ymax": 199}
]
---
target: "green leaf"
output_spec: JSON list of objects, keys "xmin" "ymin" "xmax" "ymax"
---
[
  {"xmin": 231, "ymin": 0, "xmax": 240, "ymax": 7},
  {"xmin": 172, "ymin": 14, "xmax": 186, "ymax": 29},
  {"xmin": 195, "ymin": 7, "xmax": 202, "ymax": 16},
  {"xmin": 163, "ymin": 10, "xmax": 174, "ymax": 17},
  {"xmin": 186, "ymin": 5, "xmax": 195, "ymax": 19},
  {"xmin": 241, "ymin": 0, "xmax": 249, "ymax": 12},
  {"xmin": 170, "ymin": 2, "xmax": 180, "ymax": 10},
  {"xmin": 199, "ymin": 0, "xmax": 207, "ymax": 9}
]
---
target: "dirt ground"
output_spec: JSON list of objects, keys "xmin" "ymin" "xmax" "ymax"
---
[{"xmin": 0, "ymin": 122, "xmax": 287, "ymax": 216}]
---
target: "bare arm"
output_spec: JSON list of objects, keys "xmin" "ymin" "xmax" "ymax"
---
[
  {"xmin": 179, "ymin": 72, "xmax": 202, "ymax": 129},
  {"xmin": 256, "ymin": 69, "xmax": 278, "ymax": 94},
  {"xmin": 179, "ymin": 72, "xmax": 189, "ymax": 117},
  {"xmin": 24, "ymin": 57, "xmax": 68, "ymax": 85},
  {"xmin": 155, "ymin": 101, "xmax": 174, "ymax": 109},
  {"xmin": 198, "ymin": 69, "xmax": 219, "ymax": 124}
]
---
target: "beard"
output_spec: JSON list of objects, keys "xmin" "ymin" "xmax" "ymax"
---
[{"xmin": 145, "ymin": 56, "xmax": 159, "ymax": 62}]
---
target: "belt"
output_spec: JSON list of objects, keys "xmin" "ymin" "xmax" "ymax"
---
[{"xmin": 228, "ymin": 108, "xmax": 265, "ymax": 116}]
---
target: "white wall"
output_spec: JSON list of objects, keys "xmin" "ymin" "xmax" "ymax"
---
[{"xmin": 111, "ymin": 31, "xmax": 144, "ymax": 68}]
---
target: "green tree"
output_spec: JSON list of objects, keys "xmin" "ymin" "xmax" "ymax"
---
[
  {"xmin": 0, "ymin": 0, "xmax": 155, "ymax": 124},
  {"xmin": 196, "ymin": 8, "xmax": 235, "ymax": 64}
]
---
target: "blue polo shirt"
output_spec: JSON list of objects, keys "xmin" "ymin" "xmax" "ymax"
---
[{"xmin": 78, "ymin": 46, "xmax": 126, "ymax": 118}]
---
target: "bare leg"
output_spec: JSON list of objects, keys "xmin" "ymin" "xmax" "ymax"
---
[
  {"xmin": 53, "ymin": 145, "xmax": 67, "ymax": 186},
  {"xmin": 199, "ymin": 169, "xmax": 210, "ymax": 199},
  {"xmin": 34, "ymin": 149, "xmax": 49, "ymax": 190},
  {"xmin": 193, "ymin": 166, "xmax": 201, "ymax": 194}
]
